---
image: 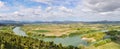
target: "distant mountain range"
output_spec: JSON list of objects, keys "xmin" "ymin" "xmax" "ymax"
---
[{"xmin": 0, "ymin": 20, "xmax": 120, "ymax": 25}]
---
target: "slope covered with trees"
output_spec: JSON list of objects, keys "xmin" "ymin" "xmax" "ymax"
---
[{"xmin": 0, "ymin": 32, "xmax": 79, "ymax": 49}]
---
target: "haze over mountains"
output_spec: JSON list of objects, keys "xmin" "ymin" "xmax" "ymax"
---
[{"xmin": 0, "ymin": 20, "xmax": 120, "ymax": 24}]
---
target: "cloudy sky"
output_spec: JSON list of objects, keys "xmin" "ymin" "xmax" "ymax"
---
[{"xmin": 0, "ymin": 0, "xmax": 120, "ymax": 21}]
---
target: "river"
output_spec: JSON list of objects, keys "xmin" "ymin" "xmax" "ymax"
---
[
  {"xmin": 13, "ymin": 27, "xmax": 27, "ymax": 36},
  {"xmin": 13, "ymin": 27, "xmax": 88, "ymax": 47}
]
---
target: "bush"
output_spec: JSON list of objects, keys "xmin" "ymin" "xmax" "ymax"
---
[
  {"xmin": 82, "ymin": 32, "xmax": 105, "ymax": 41},
  {"xmin": 93, "ymin": 39, "xmax": 111, "ymax": 47}
]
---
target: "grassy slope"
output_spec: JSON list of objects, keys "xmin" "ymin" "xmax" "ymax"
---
[{"xmin": 86, "ymin": 42, "xmax": 120, "ymax": 49}]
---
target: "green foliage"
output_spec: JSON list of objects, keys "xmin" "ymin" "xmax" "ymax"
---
[
  {"xmin": 69, "ymin": 33, "xmax": 81, "ymax": 37},
  {"xmin": 33, "ymin": 30, "xmax": 50, "ymax": 33},
  {"xmin": 45, "ymin": 36, "xmax": 57, "ymax": 38},
  {"xmin": 106, "ymin": 30, "xmax": 120, "ymax": 36},
  {"xmin": 0, "ymin": 26, "xmax": 14, "ymax": 34},
  {"xmin": 0, "ymin": 32, "xmax": 79, "ymax": 49},
  {"xmin": 78, "ymin": 45, "xmax": 85, "ymax": 49},
  {"xmin": 82, "ymin": 32, "xmax": 105, "ymax": 40},
  {"xmin": 105, "ymin": 30, "xmax": 120, "ymax": 41},
  {"xmin": 93, "ymin": 39, "xmax": 111, "ymax": 47}
]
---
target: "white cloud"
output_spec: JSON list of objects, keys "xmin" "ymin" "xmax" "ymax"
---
[
  {"xmin": 0, "ymin": 1, "xmax": 11, "ymax": 12},
  {"xmin": 0, "ymin": 5, "xmax": 75, "ymax": 21},
  {"xmin": 58, "ymin": 6, "xmax": 73, "ymax": 13},
  {"xmin": 0, "ymin": 1, "xmax": 4, "ymax": 8},
  {"xmin": 83, "ymin": 0, "xmax": 120, "ymax": 12},
  {"xmin": 0, "ymin": 0, "xmax": 120, "ymax": 21},
  {"xmin": 99, "ymin": 12, "xmax": 112, "ymax": 15},
  {"xmin": 31, "ymin": 0, "xmax": 53, "ymax": 5},
  {"xmin": 45, "ymin": 7, "xmax": 52, "ymax": 12},
  {"xmin": 32, "ymin": 0, "xmax": 79, "ymax": 6}
]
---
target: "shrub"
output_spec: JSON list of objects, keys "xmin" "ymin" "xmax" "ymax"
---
[{"xmin": 93, "ymin": 39, "xmax": 111, "ymax": 47}]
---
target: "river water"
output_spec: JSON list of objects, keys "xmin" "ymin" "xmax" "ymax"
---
[
  {"xmin": 13, "ymin": 27, "xmax": 88, "ymax": 47},
  {"xmin": 13, "ymin": 27, "xmax": 27, "ymax": 36},
  {"xmin": 39, "ymin": 36, "xmax": 88, "ymax": 46}
]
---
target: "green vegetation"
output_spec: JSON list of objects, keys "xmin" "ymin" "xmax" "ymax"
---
[
  {"xmin": 33, "ymin": 30, "xmax": 50, "ymax": 33},
  {"xmin": 92, "ymin": 39, "xmax": 112, "ymax": 47},
  {"xmin": 22, "ymin": 24, "xmax": 103, "ymax": 37},
  {"xmin": 69, "ymin": 33, "xmax": 81, "ymax": 36},
  {"xmin": 81, "ymin": 32, "xmax": 106, "ymax": 41},
  {"xmin": 85, "ymin": 42, "xmax": 120, "ymax": 49},
  {"xmin": 0, "ymin": 26, "xmax": 14, "ymax": 34},
  {"xmin": 0, "ymin": 32, "xmax": 79, "ymax": 49},
  {"xmin": 0, "ymin": 23, "xmax": 120, "ymax": 49}
]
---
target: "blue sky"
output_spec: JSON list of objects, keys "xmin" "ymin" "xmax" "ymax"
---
[
  {"xmin": 0, "ymin": 0, "xmax": 79, "ymax": 12},
  {"xmin": 0, "ymin": 0, "xmax": 120, "ymax": 21}
]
